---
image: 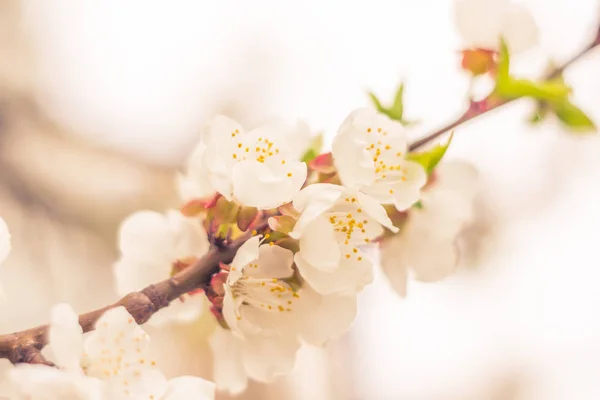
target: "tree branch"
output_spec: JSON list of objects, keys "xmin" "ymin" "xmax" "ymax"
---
[
  {"xmin": 409, "ymin": 34, "xmax": 600, "ymax": 151},
  {"xmin": 0, "ymin": 228, "xmax": 256, "ymax": 365}
]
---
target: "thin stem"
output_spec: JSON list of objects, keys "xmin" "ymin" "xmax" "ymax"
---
[{"xmin": 409, "ymin": 38, "xmax": 599, "ymax": 152}]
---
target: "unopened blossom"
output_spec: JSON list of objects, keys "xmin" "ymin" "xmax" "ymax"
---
[
  {"xmin": 114, "ymin": 210, "xmax": 209, "ymax": 325},
  {"xmin": 381, "ymin": 161, "xmax": 479, "ymax": 296},
  {"xmin": 6, "ymin": 304, "xmax": 215, "ymax": 400},
  {"xmin": 186, "ymin": 115, "xmax": 308, "ymax": 209},
  {"xmin": 332, "ymin": 108, "xmax": 427, "ymax": 211},
  {"xmin": 222, "ymin": 236, "xmax": 357, "ymax": 342},
  {"xmin": 455, "ymin": 0, "xmax": 539, "ymax": 54},
  {"xmin": 290, "ymin": 183, "xmax": 398, "ymax": 295}
]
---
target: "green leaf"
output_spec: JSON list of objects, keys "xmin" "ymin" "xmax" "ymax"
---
[
  {"xmin": 368, "ymin": 82, "xmax": 410, "ymax": 123},
  {"xmin": 407, "ymin": 132, "xmax": 453, "ymax": 175},
  {"xmin": 553, "ymin": 100, "xmax": 596, "ymax": 132},
  {"xmin": 496, "ymin": 38, "xmax": 511, "ymax": 87},
  {"xmin": 368, "ymin": 92, "xmax": 385, "ymax": 113},
  {"xmin": 499, "ymin": 78, "xmax": 571, "ymax": 102},
  {"xmin": 495, "ymin": 38, "xmax": 571, "ymax": 103}
]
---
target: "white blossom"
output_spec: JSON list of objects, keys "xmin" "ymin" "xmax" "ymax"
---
[
  {"xmin": 211, "ymin": 236, "xmax": 358, "ymax": 394},
  {"xmin": 222, "ymin": 236, "xmax": 357, "ymax": 342},
  {"xmin": 332, "ymin": 108, "xmax": 427, "ymax": 211},
  {"xmin": 455, "ymin": 0, "xmax": 539, "ymax": 53},
  {"xmin": 186, "ymin": 115, "xmax": 308, "ymax": 209},
  {"xmin": 5, "ymin": 304, "xmax": 215, "ymax": 400},
  {"xmin": 290, "ymin": 183, "xmax": 398, "ymax": 295},
  {"xmin": 381, "ymin": 161, "xmax": 479, "ymax": 296},
  {"xmin": 176, "ymin": 141, "xmax": 216, "ymax": 202},
  {"xmin": 114, "ymin": 210, "xmax": 209, "ymax": 326}
]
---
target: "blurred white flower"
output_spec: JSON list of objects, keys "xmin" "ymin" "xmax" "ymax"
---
[
  {"xmin": 332, "ymin": 108, "xmax": 427, "ymax": 211},
  {"xmin": 209, "ymin": 326, "xmax": 299, "ymax": 395},
  {"xmin": 6, "ymin": 305, "xmax": 215, "ymax": 400},
  {"xmin": 114, "ymin": 210, "xmax": 209, "ymax": 326},
  {"xmin": 0, "ymin": 216, "xmax": 10, "ymax": 266},
  {"xmin": 222, "ymin": 236, "xmax": 358, "ymax": 344},
  {"xmin": 381, "ymin": 161, "xmax": 479, "ymax": 296},
  {"xmin": 176, "ymin": 141, "xmax": 217, "ymax": 202},
  {"xmin": 186, "ymin": 115, "xmax": 308, "ymax": 209},
  {"xmin": 290, "ymin": 183, "xmax": 397, "ymax": 295},
  {"xmin": 454, "ymin": 0, "xmax": 539, "ymax": 53}
]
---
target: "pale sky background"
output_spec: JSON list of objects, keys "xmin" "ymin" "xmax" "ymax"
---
[{"xmin": 13, "ymin": 0, "xmax": 600, "ymax": 399}]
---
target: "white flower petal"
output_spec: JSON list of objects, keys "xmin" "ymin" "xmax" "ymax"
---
[
  {"xmin": 105, "ymin": 367, "xmax": 168, "ymax": 400},
  {"xmin": 232, "ymin": 160, "xmax": 307, "ymax": 210},
  {"xmin": 117, "ymin": 211, "xmax": 175, "ymax": 263},
  {"xmin": 332, "ymin": 130, "xmax": 377, "ymax": 189},
  {"xmin": 246, "ymin": 244, "xmax": 294, "ymax": 280},
  {"xmin": 0, "ymin": 217, "xmax": 10, "ymax": 266},
  {"xmin": 222, "ymin": 287, "xmax": 242, "ymax": 333},
  {"xmin": 47, "ymin": 303, "xmax": 84, "ymax": 373},
  {"xmin": 147, "ymin": 294, "xmax": 205, "ymax": 327},
  {"xmin": 434, "ymin": 160, "xmax": 479, "ymax": 197},
  {"xmin": 290, "ymin": 183, "xmax": 344, "ymax": 238},
  {"xmin": 163, "ymin": 376, "xmax": 215, "ymax": 400},
  {"xmin": 7, "ymin": 365, "xmax": 102, "ymax": 400},
  {"xmin": 208, "ymin": 327, "xmax": 248, "ymax": 396},
  {"xmin": 356, "ymin": 192, "xmax": 398, "ymax": 233},
  {"xmin": 409, "ymin": 238, "xmax": 459, "ymax": 282},
  {"xmin": 502, "ymin": 3, "xmax": 539, "ymax": 54},
  {"xmin": 380, "ymin": 236, "xmax": 409, "ymax": 297},
  {"xmin": 298, "ymin": 216, "xmax": 341, "ymax": 272},
  {"xmin": 295, "ymin": 287, "xmax": 357, "ymax": 346},
  {"xmin": 294, "ymin": 251, "xmax": 373, "ymax": 295},
  {"xmin": 230, "ymin": 236, "xmax": 262, "ymax": 282},
  {"xmin": 113, "ymin": 257, "xmax": 172, "ymax": 296},
  {"xmin": 84, "ymin": 307, "xmax": 154, "ymax": 380},
  {"xmin": 182, "ymin": 141, "xmax": 216, "ymax": 201},
  {"xmin": 454, "ymin": 0, "xmax": 507, "ymax": 50},
  {"xmin": 242, "ymin": 333, "xmax": 299, "ymax": 383}
]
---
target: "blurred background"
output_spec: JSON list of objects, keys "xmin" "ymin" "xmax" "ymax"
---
[{"xmin": 1, "ymin": 0, "xmax": 599, "ymax": 398}]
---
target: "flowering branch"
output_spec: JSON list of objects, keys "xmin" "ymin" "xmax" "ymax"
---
[
  {"xmin": 409, "ymin": 30, "xmax": 600, "ymax": 151},
  {"xmin": 0, "ymin": 227, "xmax": 257, "ymax": 366}
]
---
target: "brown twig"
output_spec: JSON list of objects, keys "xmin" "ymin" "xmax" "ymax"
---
[
  {"xmin": 409, "ymin": 33, "xmax": 600, "ymax": 152},
  {"xmin": 0, "ymin": 229, "xmax": 256, "ymax": 365}
]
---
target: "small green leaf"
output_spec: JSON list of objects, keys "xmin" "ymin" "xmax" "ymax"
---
[
  {"xmin": 498, "ymin": 78, "xmax": 571, "ymax": 102},
  {"xmin": 496, "ymin": 38, "xmax": 511, "ymax": 86},
  {"xmin": 495, "ymin": 38, "xmax": 571, "ymax": 103},
  {"xmin": 407, "ymin": 132, "xmax": 453, "ymax": 175},
  {"xmin": 553, "ymin": 100, "xmax": 596, "ymax": 132},
  {"xmin": 368, "ymin": 82, "xmax": 411, "ymax": 123},
  {"xmin": 368, "ymin": 92, "xmax": 385, "ymax": 113}
]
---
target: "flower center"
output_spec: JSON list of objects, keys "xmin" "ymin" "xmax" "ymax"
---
[
  {"xmin": 364, "ymin": 127, "xmax": 408, "ymax": 184},
  {"xmin": 232, "ymin": 276, "xmax": 299, "ymax": 314},
  {"xmin": 229, "ymin": 130, "xmax": 295, "ymax": 178},
  {"xmin": 327, "ymin": 199, "xmax": 370, "ymax": 245}
]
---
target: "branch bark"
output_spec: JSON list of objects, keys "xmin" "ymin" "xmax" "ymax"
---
[
  {"xmin": 0, "ymin": 229, "xmax": 254, "ymax": 365},
  {"xmin": 409, "ymin": 35, "xmax": 600, "ymax": 152}
]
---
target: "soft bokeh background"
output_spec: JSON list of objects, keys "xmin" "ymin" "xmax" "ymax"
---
[{"xmin": 1, "ymin": 0, "xmax": 599, "ymax": 399}]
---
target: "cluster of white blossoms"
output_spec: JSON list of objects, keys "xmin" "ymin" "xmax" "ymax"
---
[
  {"xmin": 107, "ymin": 106, "xmax": 479, "ymax": 395},
  {"xmin": 455, "ymin": 0, "xmax": 539, "ymax": 54},
  {"xmin": 2, "ymin": 305, "xmax": 215, "ymax": 399}
]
